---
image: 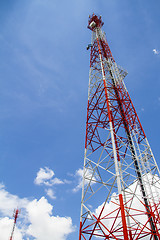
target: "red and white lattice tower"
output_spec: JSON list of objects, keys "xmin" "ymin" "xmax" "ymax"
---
[
  {"xmin": 79, "ymin": 14, "xmax": 160, "ymax": 240},
  {"xmin": 9, "ymin": 209, "xmax": 19, "ymax": 240}
]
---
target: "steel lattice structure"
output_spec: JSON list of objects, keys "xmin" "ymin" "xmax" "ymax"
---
[
  {"xmin": 79, "ymin": 14, "xmax": 160, "ymax": 240},
  {"xmin": 10, "ymin": 209, "xmax": 19, "ymax": 240}
]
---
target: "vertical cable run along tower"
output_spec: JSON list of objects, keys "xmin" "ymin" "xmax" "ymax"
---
[{"xmin": 79, "ymin": 14, "xmax": 160, "ymax": 240}]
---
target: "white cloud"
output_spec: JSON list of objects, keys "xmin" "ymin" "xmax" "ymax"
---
[
  {"xmin": 48, "ymin": 177, "xmax": 64, "ymax": 186},
  {"xmin": 45, "ymin": 189, "xmax": 56, "ymax": 200},
  {"xmin": 34, "ymin": 167, "xmax": 55, "ymax": 186},
  {"xmin": 26, "ymin": 197, "xmax": 75, "ymax": 240},
  {"xmin": 34, "ymin": 167, "xmax": 67, "ymax": 199},
  {"xmin": 153, "ymin": 48, "xmax": 159, "ymax": 55},
  {"xmin": 0, "ymin": 183, "xmax": 28, "ymax": 217},
  {"xmin": 34, "ymin": 167, "xmax": 65, "ymax": 186},
  {"xmin": 0, "ymin": 184, "xmax": 75, "ymax": 240}
]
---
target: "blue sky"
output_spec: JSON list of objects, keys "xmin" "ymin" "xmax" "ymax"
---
[{"xmin": 0, "ymin": 0, "xmax": 160, "ymax": 239}]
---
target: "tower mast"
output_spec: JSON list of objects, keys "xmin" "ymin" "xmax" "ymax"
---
[
  {"xmin": 79, "ymin": 14, "xmax": 160, "ymax": 239},
  {"xmin": 10, "ymin": 209, "xmax": 19, "ymax": 240}
]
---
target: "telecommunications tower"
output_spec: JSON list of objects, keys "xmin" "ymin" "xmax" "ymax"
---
[
  {"xmin": 79, "ymin": 14, "xmax": 160, "ymax": 239},
  {"xmin": 10, "ymin": 209, "xmax": 19, "ymax": 240}
]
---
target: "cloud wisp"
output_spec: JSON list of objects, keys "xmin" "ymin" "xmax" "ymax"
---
[
  {"xmin": 34, "ymin": 167, "xmax": 67, "ymax": 200},
  {"xmin": 45, "ymin": 188, "xmax": 56, "ymax": 200},
  {"xmin": 153, "ymin": 49, "xmax": 160, "ymax": 55},
  {"xmin": 34, "ymin": 167, "xmax": 64, "ymax": 186},
  {"xmin": 34, "ymin": 167, "xmax": 54, "ymax": 186}
]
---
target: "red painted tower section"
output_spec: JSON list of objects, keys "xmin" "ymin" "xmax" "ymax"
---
[
  {"xmin": 79, "ymin": 14, "xmax": 160, "ymax": 240},
  {"xmin": 10, "ymin": 209, "xmax": 19, "ymax": 240}
]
